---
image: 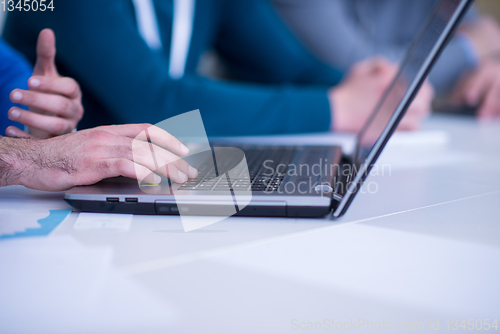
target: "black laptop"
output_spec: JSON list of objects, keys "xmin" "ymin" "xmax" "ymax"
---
[{"xmin": 65, "ymin": 0, "xmax": 473, "ymax": 219}]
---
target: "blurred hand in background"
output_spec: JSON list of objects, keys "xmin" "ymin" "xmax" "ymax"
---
[
  {"xmin": 7, "ymin": 29, "xmax": 83, "ymax": 139},
  {"xmin": 453, "ymin": 17, "xmax": 500, "ymax": 120},
  {"xmin": 329, "ymin": 58, "xmax": 433, "ymax": 133}
]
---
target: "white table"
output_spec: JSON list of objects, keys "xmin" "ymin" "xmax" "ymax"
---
[{"xmin": 1, "ymin": 114, "xmax": 499, "ymax": 334}]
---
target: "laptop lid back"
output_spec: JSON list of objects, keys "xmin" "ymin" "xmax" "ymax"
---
[{"xmin": 333, "ymin": 0, "xmax": 474, "ymax": 218}]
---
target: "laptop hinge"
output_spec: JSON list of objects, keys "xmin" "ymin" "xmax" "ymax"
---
[{"xmin": 334, "ymin": 156, "xmax": 353, "ymax": 199}]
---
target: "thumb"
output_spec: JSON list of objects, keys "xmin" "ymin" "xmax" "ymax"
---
[{"xmin": 33, "ymin": 29, "xmax": 58, "ymax": 77}]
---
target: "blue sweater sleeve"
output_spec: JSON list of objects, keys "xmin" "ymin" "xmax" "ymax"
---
[
  {"xmin": 215, "ymin": 0, "xmax": 343, "ymax": 86},
  {"xmin": 0, "ymin": 39, "xmax": 31, "ymax": 134},
  {"xmin": 3, "ymin": 0, "xmax": 340, "ymax": 136}
]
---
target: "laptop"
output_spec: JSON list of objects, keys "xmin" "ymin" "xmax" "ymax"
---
[{"xmin": 65, "ymin": 0, "xmax": 473, "ymax": 219}]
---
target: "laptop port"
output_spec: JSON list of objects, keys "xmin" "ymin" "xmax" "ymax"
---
[
  {"xmin": 106, "ymin": 197, "xmax": 119, "ymax": 203},
  {"xmin": 125, "ymin": 198, "xmax": 138, "ymax": 203}
]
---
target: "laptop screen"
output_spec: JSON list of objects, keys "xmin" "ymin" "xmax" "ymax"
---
[
  {"xmin": 334, "ymin": 0, "xmax": 472, "ymax": 217},
  {"xmin": 353, "ymin": 0, "xmax": 471, "ymax": 169}
]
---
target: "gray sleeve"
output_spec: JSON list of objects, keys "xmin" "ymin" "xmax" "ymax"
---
[
  {"xmin": 416, "ymin": 5, "xmax": 480, "ymax": 93},
  {"xmin": 462, "ymin": 4, "xmax": 479, "ymax": 23},
  {"xmin": 272, "ymin": 0, "xmax": 480, "ymax": 94},
  {"xmin": 271, "ymin": 0, "xmax": 408, "ymax": 70},
  {"xmin": 429, "ymin": 38, "xmax": 475, "ymax": 93}
]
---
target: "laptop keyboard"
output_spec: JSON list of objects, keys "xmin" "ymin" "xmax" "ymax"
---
[{"xmin": 178, "ymin": 147, "xmax": 296, "ymax": 192}]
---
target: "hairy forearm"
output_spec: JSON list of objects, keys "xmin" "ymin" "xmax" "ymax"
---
[{"xmin": 0, "ymin": 136, "xmax": 34, "ymax": 187}]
